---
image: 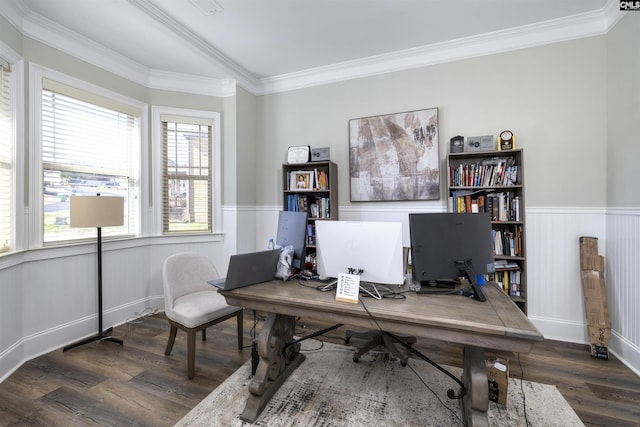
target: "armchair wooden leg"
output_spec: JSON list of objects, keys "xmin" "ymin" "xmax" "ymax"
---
[
  {"xmin": 237, "ymin": 310, "xmax": 244, "ymax": 351},
  {"xmin": 165, "ymin": 325, "xmax": 178, "ymax": 356},
  {"xmin": 202, "ymin": 328, "xmax": 206, "ymax": 341},
  {"xmin": 187, "ymin": 329, "xmax": 196, "ymax": 379}
]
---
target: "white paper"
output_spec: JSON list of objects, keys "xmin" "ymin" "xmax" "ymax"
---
[{"xmin": 335, "ymin": 273, "xmax": 360, "ymax": 303}]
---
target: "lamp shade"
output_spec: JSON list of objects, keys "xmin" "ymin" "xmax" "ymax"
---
[{"xmin": 70, "ymin": 195, "xmax": 125, "ymax": 228}]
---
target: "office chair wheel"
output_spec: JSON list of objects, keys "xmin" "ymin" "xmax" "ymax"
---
[
  {"xmin": 353, "ymin": 354, "xmax": 360, "ymax": 363},
  {"xmin": 401, "ymin": 360, "xmax": 407, "ymax": 367},
  {"xmin": 344, "ymin": 336, "xmax": 351, "ymax": 344}
]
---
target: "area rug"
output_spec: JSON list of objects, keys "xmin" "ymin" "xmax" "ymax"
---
[{"xmin": 176, "ymin": 341, "xmax": 583, "ymax": 427}]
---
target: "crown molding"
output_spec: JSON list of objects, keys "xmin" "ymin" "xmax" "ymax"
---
[
  {"xmin": 258, "ymin": 4, "xmax": 624, "ymax": 95},
  {"xmin": 128, "ymin": 0, "xmax": 257, "ymax": 92},
  {"xmin": 148, "ymin": 69, "xmax": 236, "ymax": 97},
  {"xmin": 22, "ymin": 10, "xmax": 152, "ymax": 86},
  {"xmin": 1, "ymin": 0, "xmax": 626, "ymax": 97}
]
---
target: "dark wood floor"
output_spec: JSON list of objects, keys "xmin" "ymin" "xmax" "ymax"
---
[{"xmin": 0, "ymin": 311, "xmax": 638, "ymax": 426}]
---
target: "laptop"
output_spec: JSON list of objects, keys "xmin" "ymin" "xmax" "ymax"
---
[{"xmin": 208, "ymin": 249, "xmax": 280, "ymax": 291}]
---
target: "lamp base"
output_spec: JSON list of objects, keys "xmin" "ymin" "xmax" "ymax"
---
[{"xmin": 62, "ymin": 327, "xmax": 123, "ymax": 352}]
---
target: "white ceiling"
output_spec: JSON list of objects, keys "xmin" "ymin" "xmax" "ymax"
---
[{"xmin": 1, "ymin": 0, "xmax": 620, "ymax": 94}]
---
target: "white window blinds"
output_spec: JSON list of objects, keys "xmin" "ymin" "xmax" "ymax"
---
[
  {"xmin": 41, "ymin": 79, "xmax": 139, "ymax": 243},
  {"xmin": 0, "ymin": 58, "xmax": 12, "ymax": 253},
  {"xmin": 162, "ymin": 116, "xmax": 212, "ymax": 234}
]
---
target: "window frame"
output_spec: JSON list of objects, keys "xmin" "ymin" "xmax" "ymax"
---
[
  {"xmin": 0, "ymin": 44, "xmax": 24, "ymax": 257},
  {"xmin": 29, "ymin": 63, "xmax": 147, "ymax": 248},
  {"xmin": 152, "ymin": 106, "xmax": 222, "ymax": 236}
]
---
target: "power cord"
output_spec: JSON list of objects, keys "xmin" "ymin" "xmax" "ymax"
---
[
  {"xmin": 108, "ymin": 306, "xmax": 160, "ymax": 340},
  {"xmin": 358, "ymin": 297, "xmax": 466, "ymax": 425},
  {"xmin": 517, "ymin": 352, "xmax": 530, "ymax": 426}
]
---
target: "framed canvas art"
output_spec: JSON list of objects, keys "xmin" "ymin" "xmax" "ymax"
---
[{"xmin": 349, "ymin": 108, "xmax": 440, "ymax": 201}]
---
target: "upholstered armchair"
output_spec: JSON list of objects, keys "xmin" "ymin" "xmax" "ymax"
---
[{"xmin": 162, "ymin": 252, "xmax": 243, "ymax": 379}]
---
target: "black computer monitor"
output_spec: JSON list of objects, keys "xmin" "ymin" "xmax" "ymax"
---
[
  {"xmin": 409, "ymin": 212, "xmax": 494, "ymax": 297},
  {"xmin": 276, "ymin": 210, "xmax": 308, "ymax": 269}
]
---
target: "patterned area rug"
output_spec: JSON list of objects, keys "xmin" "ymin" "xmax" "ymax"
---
[{"xmin": 176, "ymin": 341, "xmax": 583, "ymax": 427}]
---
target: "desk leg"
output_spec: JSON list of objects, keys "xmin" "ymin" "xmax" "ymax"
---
[
  {"xmin": 462, "ymin": 345, "xmax": 489, "ymax": 427},
  {"xmin": 240, "ymin": 313, "xmax": 305, "ymax": 423}
]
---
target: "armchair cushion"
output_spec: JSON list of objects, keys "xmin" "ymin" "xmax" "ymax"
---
[{"xmin": 170, "ymin": 290, "xmax": 240, "ymax": 328}]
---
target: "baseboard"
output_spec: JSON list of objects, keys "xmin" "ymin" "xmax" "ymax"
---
[
  {"xmin": 530, "ymin": 315, "xmax": 640, "ymax": 375},
  {"xmin": 0, "ymin": 295, "xmax": 164, "ymax": 383}
]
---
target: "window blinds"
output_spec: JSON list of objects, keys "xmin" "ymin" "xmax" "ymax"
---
[
  {"xmin": 41, "ymin": 80, "xmax": 139, "ymax": 243},
  {"xmin": 161, "ymin": 118, "xmax": 212, "ymax": 234},
  {"xmin": 0, "ymin": 58, "xmax": 12, "ymax": 252}
]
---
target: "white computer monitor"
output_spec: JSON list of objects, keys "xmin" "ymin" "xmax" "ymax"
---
[{"xmin": 315, "ymin": 220, "xmax": 404, "ymax": 285}]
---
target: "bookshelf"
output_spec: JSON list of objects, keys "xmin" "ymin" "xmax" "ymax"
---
[
  {"xmin": 446, "ymin": 149, "xmax": 527, "ymax": 314},
  {"xmin": 282, "ymin": 161, "xmax": 338, "ymax": 272}
]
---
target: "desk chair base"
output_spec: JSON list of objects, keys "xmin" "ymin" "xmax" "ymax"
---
[{"xmin": 344, "ymin": 330, "xmax": 416, "ymax": 366}]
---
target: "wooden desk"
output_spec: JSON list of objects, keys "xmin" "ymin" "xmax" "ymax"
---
[{"xmin": 221, "ymin": 281, "xmax": 543, "ymax": 426}]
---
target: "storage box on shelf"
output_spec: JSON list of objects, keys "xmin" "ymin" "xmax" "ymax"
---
[
  {"xmin": 282, "ymin": 161, "xmax": 338, "ymax": 272},
  {"xmin": 447, "ymin": 149, "xmax": 527, "ymax": 314}
]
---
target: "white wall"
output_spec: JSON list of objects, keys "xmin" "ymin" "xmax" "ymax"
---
[{"xmin": 605, "ymin": 13, "xmax": 640, "ymax": 374}]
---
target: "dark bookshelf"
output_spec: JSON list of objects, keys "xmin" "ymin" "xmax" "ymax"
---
[
  {"xmin": 282, "ymin": 161, "xmax": 338, "ymax": 272},
  {"xmin": 447, "ymin": 149, "xmax": 527, "ymax": 314}
]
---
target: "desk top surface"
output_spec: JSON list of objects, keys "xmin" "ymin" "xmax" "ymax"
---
[{"xmin": 221, "ymin": 280, "xmax": 543, "ymax": 352}]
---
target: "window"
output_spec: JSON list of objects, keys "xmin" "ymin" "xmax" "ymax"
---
[
  {"xmin": 0, "ymin": 56, "xmax": 12, "ymax": 253},
  {"xmin": 161, "ymin": 115, "xmax": 213, "ymax": 234},
  {"xmin": 39, "ymin": 76, "xmax": 140, "ymax": 244}
]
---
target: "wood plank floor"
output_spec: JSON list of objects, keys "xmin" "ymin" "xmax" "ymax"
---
[{"xmin": 0, "ymin": 311, "xmax": 638, "ymax": 426}]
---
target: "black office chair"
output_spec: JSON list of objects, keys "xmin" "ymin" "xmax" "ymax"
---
[{"xmin": 345, "ymin": 329, "xmax": 416, "ymax": 366}]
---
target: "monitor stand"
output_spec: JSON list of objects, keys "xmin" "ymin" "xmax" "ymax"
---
[{"xmin": 457, "ymin": 264, "xmax": 487, "ymax": 302}]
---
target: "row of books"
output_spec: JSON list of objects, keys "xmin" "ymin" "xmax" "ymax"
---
[
  {"xmin": 286, "ymin": 194, "xmax": 308, "ymax": 212},
  {"xmin": 307, "ymin": 223, "xmax": 315, "ymax": 245},
  {"xmin": 286, "ymin": 194, "xmax": 331, "ymax": 219},
  {"xmin": 309, "ymin": 198, "xmax": 331, "ymax": 219},
  {"xmin": 489, "ymin": 269, "xmax": 522, "ymax": 297},
  {"xmin": 449, "ymin": 157, "xmax": 517, "ymax": 187},
  {"xmin": 492, "ymin": 226, "xmax": 523, "ymax": 257},
  {"xmin": 314, "ymin": 169, "xmax": 329, "ymax": 190},
  {"xmin": 450, "ymin": 191, "xmax": 521, "ymax": 222}
]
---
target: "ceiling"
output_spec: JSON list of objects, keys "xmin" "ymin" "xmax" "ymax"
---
[{"xmin": 2, "ymin": 0, "xmax": 619, "ymax": 94}]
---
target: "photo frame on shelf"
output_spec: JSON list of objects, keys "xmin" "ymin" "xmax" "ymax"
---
[
  {"xmin": 290, "ymin": 170, "xmax": 314, "ymax": 191},
  {"xmin": 349, "ymin": 108, "xmax": 439, "ymax": 201}
]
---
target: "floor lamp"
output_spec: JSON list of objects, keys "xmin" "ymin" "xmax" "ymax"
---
[{"xmin": 63, "ymin": 194, "xmax": 125, "ymax": 351}]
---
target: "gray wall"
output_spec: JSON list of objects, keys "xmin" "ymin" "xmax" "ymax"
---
[
  {"xmin": 607, "ymin": 13, "xmax": 640, "ymax": 207},
  {"xmin": 255, "ymin": 36, "xmax": 608, "ymax": 209}
]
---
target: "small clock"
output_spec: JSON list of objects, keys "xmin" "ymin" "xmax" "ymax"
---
[
  {"xmin": 287, "ymin": 145, "xmax": 311, "ymax": 164},
  {"xmin": 498, "ymin": 130, "xmax": 515, "ymax": 150}
]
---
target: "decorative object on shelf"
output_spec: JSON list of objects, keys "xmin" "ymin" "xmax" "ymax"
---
[
  {"xmin": 290, "ymin": 170, "xmax": 314, "ymax": 191},
  {"xmin": 349, "ymin": 108, "xmax": 439, "ymax": 201},
  {"xmin": 63, "ymin": 194, "xmax": 125, "ymax": 351},
  {"xmin": 287, "ymin": 145, "xmax": 311, "ymax": 164},
  {"xmin": 311, "ymin": 147, "xmax": 330, "ymax": 161},
  {"xmin": 450, "ymin": 135, "xmax": 464, "ymax": 153},
  {"xmin": 498, "ymin": 130, "xmax": 516, "ymax": 150},
  {"xmin": 466, "ymin": 135, "xmax": 494, "ymax": 152}
]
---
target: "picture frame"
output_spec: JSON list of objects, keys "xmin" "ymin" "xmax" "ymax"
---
[
  {"xmin": 290, "ymin": 170, "xmax": 314, "ymax": 191},
  {"xmin": 349, "ymin": 108, "xmax": 440, "ymax": 201}
]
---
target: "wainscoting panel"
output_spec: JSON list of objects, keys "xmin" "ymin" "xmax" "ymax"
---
[
  {"xmin": 526, "ymin": 208, "xmax": 606, "ymax": 338},
  {"xmin": 606, "ymin": 209, "xmax": 640, "ymax": 374},
  {"xmin": 254, "ymin": 205, "xmax": 639, "ymax": 373}
]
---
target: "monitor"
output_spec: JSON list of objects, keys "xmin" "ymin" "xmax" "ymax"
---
[
  {"xmin": 315, "ymin": 220, "xmax": 404, "ymax": 285},
  {"xmin": 409, "ymin": 212, "xmax": 494, "ymax": 288},
  {"xmin": 276, "ymin": 210, "xmax": 308, "ymax": 269}
]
